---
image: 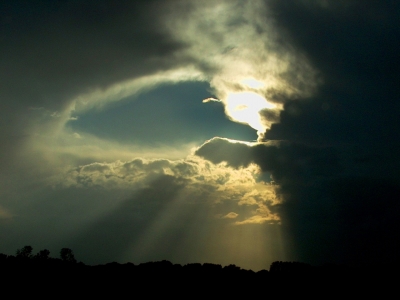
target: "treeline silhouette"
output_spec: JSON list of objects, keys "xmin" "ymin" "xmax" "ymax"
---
[{"xmin": 0, "ymin": 246, "xmax": 395, "ymax": 296}]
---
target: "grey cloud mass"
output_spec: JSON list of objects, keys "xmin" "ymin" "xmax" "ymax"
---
[
  {"xmin": 196, "ymin": 1, "xmax": 400, "ymax": 265},
  {"xmin": 0, "ymin": 0, "xmax": 189, "ymax": 182}
]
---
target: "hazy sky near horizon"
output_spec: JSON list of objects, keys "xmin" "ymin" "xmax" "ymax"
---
[{"xmin": 1, "ymin": 0, "xmax": 400, "ymax": 270}]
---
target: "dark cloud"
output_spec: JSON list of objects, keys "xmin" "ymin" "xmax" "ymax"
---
[
  {"xmin": 197, "ymin": 131, "xmax": 400, "ymax": 264},
  {"xmin": 0, "ymin": 0, "xmax": 187, "ymax": 109},
  {"xmin": 0, "ymin": 0, "xmax": 190, "ymax": 170},
  {"xmin": 195, "ymin": 137, "xmax": 339, "ymax": 182},
  {"xmin": 259, "ymin": 108, "xmax": 280, "ymax": 124},
  {"xmin": 56, "ymin": 123, "xmax": 398, "ymax": 266},
  {"xmin": 196, "ymin": 1, "xmax": 400, "ymax": 265},
  {"xmin": 264, "ymin": 0, "xmax": 400, "ymax": 146},
  {"xmin": 195, "ymin": 138, "xmax": 255, "ymax": 168}
]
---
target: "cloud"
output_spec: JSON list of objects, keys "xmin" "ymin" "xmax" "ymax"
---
[
  {"xmin": 235, "ymin": 214, "xmax": 279, "ymax": 226},
  {"xmin": 195, "ymin": 137, "xmax": 257, "ymax": 168},
  {"xmin": 39, "ymin": 154, "xmax": 281, "ymax": 267},
  {"xmin": 264, "ymin": 0, "xmax": 400, "ymax": 146},
  {"xmin": 222, "ymin": 212, "xmax": 239, "ymax": 219},
  {"xmin": 0, "ymin": 147, "xmax": 283, "ymax": 269},
  {"xmin": 164, "ymin": 0, "xmax": 317, "ymax": 138},
  {"xmin": 202, "ymin": 98, "xmax": 221, "ymax": 103},
  {"xmin": 193, "ymin": 0, "xmax": 400, "ymax": 265},
  {"xmin": 1, "ymin": 0, "xmax": 399, "ymax": 269},
  {"xmin": 1, "ymin": 0, "xmax": 309, "ymax": 181},
  {"xmin": 0, "ymin": 0, "xmax": 318, "ymax": 177},
  {"xmin": 0, "ymin": 1, "xmax": 195, "ymax": 188},
  {"xmin": 195, "ymin": 131, "xmax": 400, "ymax": 264},
  {"xmin": 57, "ymin": 154, "xmax": 281, "ymax": 223},
  {"xmin": 63, "ymin": 155, "xmax": 272, "ymax": 200},
  {"xmin": 0, "ymin": 0, "xmax": 294, "ymax": 270}
]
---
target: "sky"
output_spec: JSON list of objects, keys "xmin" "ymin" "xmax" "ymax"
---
[{"xmin": 1, "ymin": 0, "xmax": 399, "ymax": 270}]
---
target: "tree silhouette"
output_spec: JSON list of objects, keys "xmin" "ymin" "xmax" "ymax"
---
[
  {"xmin": 35, "ymin": 249, "xmax": 50, "ymax": 260},
  {"xmin": 60, "ymin": 248, "xmax": 76, "ymax": 263},
  {"xmin": 16, "ymin": 245, "xmax": 33, "ymax": 259}
]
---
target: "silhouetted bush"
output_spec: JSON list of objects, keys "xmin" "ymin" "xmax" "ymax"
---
[{"xmin": 16, "ymin": 245, "xmax": 33, "ymax": 259}]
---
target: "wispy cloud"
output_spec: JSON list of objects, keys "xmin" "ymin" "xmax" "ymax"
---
[
  {"xmin": 202, "ymin": 97, "xmax": 221, "ymax": 103},
  {"xmin": 222, "ymin": 212, "xmax": 239, "ymax": 219}
]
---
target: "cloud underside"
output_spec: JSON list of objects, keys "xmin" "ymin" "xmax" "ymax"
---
[
  {"xmin": 59, "ymin": 155, "xmax": 280, "ymax": 225},
  {"xmin": 195, "ymin": 132, "xmax": 400, "ymax": 263}
]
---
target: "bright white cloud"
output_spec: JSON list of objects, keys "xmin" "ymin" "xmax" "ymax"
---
[{"xmin": 163, "ymin": 0, "xmax": 316, "ymax": 139}]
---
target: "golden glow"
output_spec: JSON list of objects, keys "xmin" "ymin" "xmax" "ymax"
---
[{"xmin": 225, "ymin": 92, "xmax": 275, "ymax": 132}]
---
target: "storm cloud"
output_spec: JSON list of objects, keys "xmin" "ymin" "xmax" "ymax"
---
[
  {"xmin": 1, "ymin": 0, "xmax": 399, "ymax": 269},
  {"xmin": 196, "ymin": 1, "xmax": 400, "ymax": 265}
]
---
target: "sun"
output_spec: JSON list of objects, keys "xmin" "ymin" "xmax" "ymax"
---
[{"xmin": 225, "ymin": 92, "xmax": 275, "ymax": 132}]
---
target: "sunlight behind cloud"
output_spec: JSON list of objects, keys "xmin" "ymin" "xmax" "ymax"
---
[
  {"xmin": 163, "ymin": 0, "xmax": 316, "ymax": 140},
  {"xmin": 225, "ymin": 92, "xmax": 276, "ymax": 133}
]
